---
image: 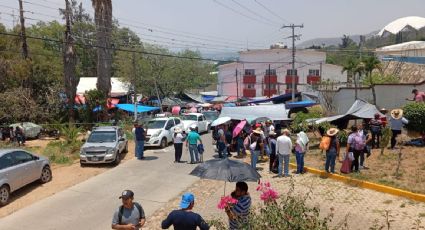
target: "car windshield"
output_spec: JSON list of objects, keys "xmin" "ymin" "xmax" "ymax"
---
[
  {"xmin": 146, "ymin": 120, "xmax": 166, "ymax": 129},
  {"xmin": 181, "ymin": 115, "xmax": 197, "ymax": 121},
  {"xmin": 203, "ymin": 112, "xmax": 218, "ymax": 120},
  {"xmin": 87, "ymin": 131, "xmax": 116, "ymax": 143}
]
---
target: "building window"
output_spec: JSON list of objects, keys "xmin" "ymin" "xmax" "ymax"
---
[
  {"xmin": 245, "ymin": 84, "xmax": 255, "ymax": 89},
  {"xmin": 265, "ymin": 69, "xmax": 276, "ymax": 75},
  {"xmin": 265, "ymin": 84, "xmax": 276, "ymax": 90},
  {"xmin": 309, "ymin": 69, "xmax": 320, "ymax": 76},
  {"xmin": 287, "ymin": 69, "xmax": 297, "ymax": 76},
  {"xmin": 245, "ymin": 69, "xmax": 255, "ymax": 75}
]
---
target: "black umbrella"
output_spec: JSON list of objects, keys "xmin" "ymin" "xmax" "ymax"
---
[{"xmin": 190, "ymin": 158, "xmax": 261, "ymax": 195}]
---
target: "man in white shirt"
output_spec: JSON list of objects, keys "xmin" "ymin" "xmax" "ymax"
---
[{"xmin": 276, "ymin": 129, "xmax": 292, "ymax": 177}]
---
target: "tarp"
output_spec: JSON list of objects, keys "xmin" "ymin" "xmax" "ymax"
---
[
  {"xmin": 247, "ymin": 92, "xmax": 301, "ymax": 104},
  {"xmin": 183, "ymin": 93, "xmax": 204, "ymax": 103},
  {"xmin": 202, "ymin": 95, "xmax": 216, "ymax": 102},
  {"xmin": 211, "ymin": 96, "xmax": 228, "ymax": 103},
  {"xmin": 115, "ymin": 104, "xmax": 160, "ymax": 113},
  {"xmin": 220, "ymin": 104, "xmax": 290, "ymax": 121},
  {"xmin": 285, "ymin": 100, "xmax": 317, "ymax": 109},
  {"xmin": 310, "ymin": 100, "xmax": 383, "ymax": 124}
]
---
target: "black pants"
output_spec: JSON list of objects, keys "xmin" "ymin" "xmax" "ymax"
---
[
  {"xmin": 391, "ymin": 130, "xmax": 401, "ymax": 149},
  {"xmin": 371, "ymin": 131, "xmax": 381, "ymax": 148},
  {"xmin": 174, "ymin": 143, "xmax": 183, "ymax": 162},
  {"xmin": 351, "ymin": 149, "xmax": 361, "ymax": 172},
  {"xmin": 360, "ymin": 150, "xmax": 365, "ymax": 167},
  {"xmin": 269, "ymin": 153, "xmax": 276, "ymax": 172}
]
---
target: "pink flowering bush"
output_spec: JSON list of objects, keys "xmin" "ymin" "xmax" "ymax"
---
[
  {"xmin": 217, "ymin": 195, "xmax": 238, "ymax": 209},
  {"xmin": 256, "ymin": 181, "xmax": 279, "ymax": 202}
]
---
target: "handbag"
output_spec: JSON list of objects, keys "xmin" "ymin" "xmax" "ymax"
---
[{"xmin": 340, "ymin": 153, "xmax": 352, "ymax": 174}]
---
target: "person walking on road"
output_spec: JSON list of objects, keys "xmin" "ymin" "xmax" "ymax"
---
[
  {"xmin": 133, "ymin": 122, "xmax": 146, "ymax": 160},
  {"xmin": 186, "ymin": 125, "xmax": 202, "ymax": 164},
  {"xmin": 225, "ymin": 182, "xmax": 251, "ymax": 230},
  {"xmin": 389, "ymin": 109, "xmax": 409, "ymax": 149},
  {"xmin": 112, "ymin": 190, "xmax": 146, "ymax": 230},
  {"xmin": 324, "ymin": 128, "xmax": 340, "ymax": 174},
  {"xmin": 276, "ymin": 129, "xmax": 292, "ymax": 177},
  {"xmin": 172, "ymin": 127, "xmax": 185, "ymax": 163},
  {"xmin": 161, "ymin": 192, "xmax": 209, "ymax": 230}
]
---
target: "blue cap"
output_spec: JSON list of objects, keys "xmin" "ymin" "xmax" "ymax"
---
[{"xmin": 179, "ymin": 192, "xmax": 195, "ymax": 209}]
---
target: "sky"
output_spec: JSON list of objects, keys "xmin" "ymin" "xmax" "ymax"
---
[{"xmin": 1, "ymin": 0, "xmax": 425, "ymax": 54}]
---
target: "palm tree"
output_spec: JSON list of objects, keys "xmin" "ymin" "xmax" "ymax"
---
[
  {"xmin": 92, "ymin": 0, "xmax": 112, "ymax": 98},
  {"xmin": 342, "ymin": 57, "xmax": 364, "ymax": 101},
  {"xmin": 363, "ymin": 56, "xmax": 382, "ymax": 106}
]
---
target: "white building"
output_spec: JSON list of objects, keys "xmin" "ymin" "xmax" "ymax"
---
[{"xmin": 217, "ymin": 48, "xmax": 347, "ymax": 97}]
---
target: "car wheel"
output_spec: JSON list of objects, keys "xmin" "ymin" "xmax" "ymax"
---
[
  {"xmin": 123, "ymin": 143, "xmax": 128, "ymax": 153},
  {"xmin": 113, "ymin": 152, "xmax": 121, "ymax": 166},
  {"xmin": 160, "ymin": 138, "xmax": 167, "ymax": 148},
  {"xmin": 0, "ymin": 185, "xmax": 10, "ymax": 206},
  {"xmin": 39, "ymin": 166, "xmax": 52, "ymax": 183},
  {"xmin": 80, "ymin": 162, "xmax": 86, "ymax": 167}
]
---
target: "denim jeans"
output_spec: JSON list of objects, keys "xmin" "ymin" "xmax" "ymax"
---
[
  {"xmin": 188, "ymin": 144, "xmax": 199, "ymax": 163},
  {"xmin": 278, "ymin": 154, "xmax": 290, "ymax": 176},
  {"xmin": 264, "ymin": 144, "xmax": 271, "ymax": 156},
  {"xmin": 295, "ymin": 151, "xmax": 304, "ymax": 173},
  {"xmin": 250, "ymin": 150, "xmax": 260, "ymax": 169},
  {"xmin": 325, "ymin": 150, "xmax": 337, "ymax": 173},
  {"xmin": 135, "ymin": 140, "xmax": 145, "ymax": 159},
  {"xmin": 217, "ymin": 141, "xmax": 226, "ymax": 158}
]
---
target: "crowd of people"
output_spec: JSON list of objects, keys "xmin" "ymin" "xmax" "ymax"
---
[{"xmin": 0, "ymin": 124, "xmax": 26, "ymax": 146}]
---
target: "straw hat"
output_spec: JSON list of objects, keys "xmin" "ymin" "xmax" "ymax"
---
[
  {"xmin": 390, "ymin": 109, "xmax": 403, "ymax": 120},
  {"xmin": 326, "ymin": 128, "xmax": 339, "ymax": 137},
  {"xmin": 253, "ymin": 128, "xmax": 263, "ymax": 135},
  {"xmin": 174, "ymin": 127, "xmax": 182, "ymax": 133}
]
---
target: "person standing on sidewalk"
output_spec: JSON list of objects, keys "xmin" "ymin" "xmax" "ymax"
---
[
  {"xmin": 132, "ymin": 122, "xmax": 146, "ymax": 160},
  {"xmin": 161, "ymin": 192, "xmax": 210, "ymax": 230},
  {"xmin": 324, "ymin": 128, "xmax": 340, "ymax": 173},
  {"xmin": 276, "ymin": 129, "xmax": 292, "ymax": 177},
  {"xmin": 112, "ymin": 190, "xmax": 146, "ymax": 230},
  {"xmin": 389, "ymin": 109, "xmax": 409, "ymax": 149},
  {"xmin": 172, "ymin": 127, "xmax": 185, "ymax": 163},
  {"xmin": 295, "ymin": 131, "xmax": 309, "ymax": 174},
  {"xmin": 186, "ymin": 125, "xmax": 202, "ymax": 164}
]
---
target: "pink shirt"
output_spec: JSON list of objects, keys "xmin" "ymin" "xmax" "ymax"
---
[{"xmin": 414, "ymin": 92, "xmax": 425, "ymax": 102}]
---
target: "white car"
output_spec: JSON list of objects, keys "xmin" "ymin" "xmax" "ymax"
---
[
  {"xmin": 145, "ymin": 117, "xmax": 183, "ymax": 148},
  {"xmin": 180, "ymin": 113, "xmax": 210, "ymax": 133}
]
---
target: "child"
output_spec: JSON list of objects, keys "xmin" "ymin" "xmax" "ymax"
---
[{"xmin": 197, "ymin": 143, "xmax": 205, "ymax": 163}]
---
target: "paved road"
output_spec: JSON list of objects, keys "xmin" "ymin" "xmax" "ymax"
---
[{"xmin": 0, "ymin": 134, "xmax": 216, "ymax": 230}]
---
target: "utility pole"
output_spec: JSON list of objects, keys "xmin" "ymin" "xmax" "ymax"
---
[
  {"xmin": 235, "ymin": 68, "xmax": 239, "ymax": 101},
  {"xmin": 282, "ymin": 23, "xmax": 303, "ymax": 100},
  {"xmin": 268, "ymin": 64, "xmax": 271, "ymax": 98},
  {"xmin": 18, "ymin": 0, "xmax": 29, "ymax": 59},
  {"xmin": 132, "ymin": 52, "xmax": 138, "ymax": 121}
]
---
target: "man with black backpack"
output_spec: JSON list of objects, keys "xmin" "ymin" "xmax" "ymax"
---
[{"xmin": 112, "ymin": 190, "xmax": 146, "ymax": 230}]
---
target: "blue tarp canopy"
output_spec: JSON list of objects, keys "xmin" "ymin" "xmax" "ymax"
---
[
  {"xmin": 247, "ymin": 92, "xmax": 301, "ymax": 104},
  {"xmin": 202, "ymin": 95, "xmax": 216, "ymax": 102},
  {"xmin": 285, "ymin": 100, "xmax": 317, "ymax": 109},
  {"xmin": 115, "ymin": 104, "xmax": 160, "ymax": 113}
]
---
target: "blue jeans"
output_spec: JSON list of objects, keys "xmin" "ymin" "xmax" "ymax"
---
[
  {"xmin": 278, "ymin": 154, "xmax": 290, "ymax": 176},
  {"xmin": 188, "ymin": 144, "xmax": 199, "ymax": 163},
  {"xmin": 135, "ymin": 140, "xmax": 145, "ymax": 159},
  {"xmin": 295, "ymin": 151, "xmax": 304, "ymax": 173},
  {"xmin": 250, "ymin": 150, "xmax": 260, "ymax": 169},
  {"xmin": 264, "ymin": 144, "xmax": 271, "ymax": 156},
  {"xmin": 325, "ymin": 151, "xmax": 337, "ymax": 173}
]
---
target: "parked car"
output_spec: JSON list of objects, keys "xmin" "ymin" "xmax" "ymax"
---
[
  {"xmin": 144, "ymin": 117, "xmax": 183, "ymax": 148},
  {"xmin": 202, "ymin": 111, "xmax": 219, "ymax": 129},
  {"xmin": 180, "ymin": 113, "xmax": 210, "ymax": 133},
  {"xmin": 79, "ymin": 126, "xmax": 128, "ymax": 166},
  {"xmin": 0, "ymin": 149, "xmax": 52, "ymax": 206}
]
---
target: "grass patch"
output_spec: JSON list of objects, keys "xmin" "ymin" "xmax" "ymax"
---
[
  {"xmin": 43, "ymin": 140, "xmax": 82, "ymax": 165},
  {"xmin": 377, "ymin": 179, "xmax": 399, "ymax": 187}
]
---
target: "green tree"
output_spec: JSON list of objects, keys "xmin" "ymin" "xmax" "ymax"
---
[{"xmin": 362, "ymin": 56, "xmax": 382, "ymax": 105}]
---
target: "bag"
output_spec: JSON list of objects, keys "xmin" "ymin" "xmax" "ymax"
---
[
  {"xmin": 348, "ymin": 152, "xmax": 355, "ymax": 161},
  {"xmin": 118, "ymin": 202, "xmax": 143, "ymax": 224},
  {"xmin": 340, "ymin": 155, "xmax": 352, "ymax": 174},
  {"xmin": 353, "ymin": 134, "xmax": 365, "ymax": 151},
  {"xmin": 319, "ymin": 136, "xmax": 331, "ymax": 150},
  {"xmin": 243, "ymin": 135, "xmax": 251, "ymax": 149},
  {"xmin": 249, "ymin": 142, "xmax": 257, "ymax": 150}
]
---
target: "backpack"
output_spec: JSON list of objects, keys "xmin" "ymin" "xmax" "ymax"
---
[
  {"xmin": 319, "ymin": 136, "xmax": 331, "ymax": 150},
  {"xmin": 353, "ymin": 133, "xmax": 365, "ymax": 151},
  {"xmin": 118, "ymin": 202, "xmax": 143, "ymax": 224},
  {"xmin": 212, "ymin": 129, "xmax": 220, "ymax": 141}
]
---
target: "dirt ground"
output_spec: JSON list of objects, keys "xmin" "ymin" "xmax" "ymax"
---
[{"xmin": 0, "ymin": 139, "xmax": 136, "ymax": 218}]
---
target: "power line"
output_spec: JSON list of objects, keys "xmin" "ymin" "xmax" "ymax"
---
[
  {"xmin": 230, "ymin": 0, "xmax": 280, "ymax": 26},
  {"xmin": 253, "ymin": 0, "xmax": 291, "ymax": 24}
]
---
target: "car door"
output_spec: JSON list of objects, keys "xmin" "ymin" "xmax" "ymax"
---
[
  {"xmin": 164, "ymin": 119, "xmax": 175, "ymax": 141},
  {"xmin": 197, "ymin": 115, "xmax": 206, "ymax": 133},
  {"xmin": 0, "ymin": 153, "xmax": 22, "ymax": 191},
  {"xmin": 13, "ymin": 151, "xmax": 38, "ymax": 185}
]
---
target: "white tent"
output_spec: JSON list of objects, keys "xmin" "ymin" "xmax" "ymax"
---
[
  {"xmin": 378, "ymin": 16, "xmax": 425, "ymax": 36},
  {"xmin": 219, "ymin": 104, "xmax": 290, "ymax": 121},
  {"xmin": 77, "ymin": 77, "xmax": 130, "ymax": 96}
]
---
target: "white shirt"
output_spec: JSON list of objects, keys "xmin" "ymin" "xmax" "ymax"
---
[
  {"xmin": 276, "ymin": 135, "xmax": 292, "ymax": 156},
  {"xmin": 173, "ymin": 133, "xmax": 184, "ymax": 144}
]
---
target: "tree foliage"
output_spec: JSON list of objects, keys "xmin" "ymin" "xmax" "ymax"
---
[{"xmin": 403, "ymin": 102, "xmax": 425, "ymax": 134}]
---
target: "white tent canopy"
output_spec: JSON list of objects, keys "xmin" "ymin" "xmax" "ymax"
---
[
  {"xmin": 77, "ymin": 77, "xmax": 130, "ymax": 96},
  {"xmin": 219, "ymin": 104, "xmax": 290, "ymax": 121},
  {"xmin": 378, "ymin": 16, "xmax": 425, "ymax": 36}
]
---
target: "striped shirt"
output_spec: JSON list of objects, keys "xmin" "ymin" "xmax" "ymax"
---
[{"xmin": 229, "ymin": 195, "xmax": 251, "ymax": 230}]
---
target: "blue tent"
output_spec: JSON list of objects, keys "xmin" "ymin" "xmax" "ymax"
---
[
  {"xmin": 115, "ymin": 104, "xmax": 160, "ymax": 113},
  {"xmin": 285, "ymin": 100, "xmax": 317, "ymax": 109}
]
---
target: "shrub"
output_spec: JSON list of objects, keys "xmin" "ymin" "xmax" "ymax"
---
[
  {"xmin": 60, "ymin": 125, "xmax": 82, "ymax": 144},
  {"xmin": 403, "ymin": 102, "xmax": 425, "ymax": 134}
]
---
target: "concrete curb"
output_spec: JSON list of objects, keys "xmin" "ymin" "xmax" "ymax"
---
[{"xmin": 288, "ymin": 163, "xmax": 425, "ymax": 203}]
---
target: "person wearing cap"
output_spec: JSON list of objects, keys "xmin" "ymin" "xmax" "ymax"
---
[
  {"xmin": 161, "ymin": 192, "xmax": 209, "ymax": 230},
  {"xmin": 389, "ymin": 109, "xmax": 409, "ymax": 149},
  {"xmin": 132, "ymin": 122, "xmax": 146, "ymax": 160},
  {"xmin": 276, "ymin": 129, "xmax": 292, "ymax": 177},
  {"xmin": 295, "ymin": 131, "xmax": 309, "ymax": 174},
  {"xmin": 369, "ymin": 113, "xmax": 383, "ymax": 149},
  {"xmin": 324, "ymin": 128, "xmax": 340, "ymax": 173},
  {"xmin": 186, "ymin": 125, "xmax": 202, "ymax": 164},
  {"xmin": 172, "ymin": 127, "xmax": 185, "ymax": 163},
  {"xmin": 112, "ymin": 190, "xmax": 146, "ymax": 230},
  {"xmin": 406, "ymin": 89, "xmax": 425, "ymax": 102}
]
